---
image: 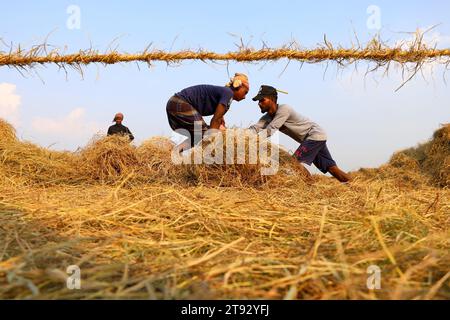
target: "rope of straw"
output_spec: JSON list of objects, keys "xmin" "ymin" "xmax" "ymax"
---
[{"xmin": 1, "ymin": 48, "xmax": 449, "ymax": 67}]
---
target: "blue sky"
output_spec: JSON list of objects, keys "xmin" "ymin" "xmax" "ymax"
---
[{"xmin": 1, "ymin": 1, "xmax": 449, "ymax": 172}]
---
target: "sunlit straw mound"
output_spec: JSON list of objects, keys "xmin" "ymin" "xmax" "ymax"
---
[
  {"xmin": 356, "ymin": 124, "xmax": 449, "ymax": 188},
  {"xmin": 0, "ymin": 118, "xmax": 81, "ymax": 184},
  {"xmin": 178, "ymin": 129, "xmax": 309, "ymax": 187},
  {"xmin": 0, "ymin": 118, "xmax": 17, "ymax": 143},
  {"xmin": 79, "ymin": 135, "xmax": 139, "ymax": 182},
  {"xmin": 355, "ymin": 151, "xmax": 430, "ymax": 188},
  {"xmin": 396, "ymin": 123, "xmax": 449, "ymax": 188},
  {"xmin": 0, "ymin": 139, "xmax": 81, "ymax": 185},
  {"xmin": 388, "ymin": 152, "xmax": 429, "ymax": 187},
  {"xmin": 388, "ymin": 152, "xmax": 420, "ymax": 169},
  {"xmin": 421, "ymin": 124, "xmax": 449, "ymax": 187},
  {"xmin": 136, "ymin": 137, "xmax": 178, "ymax": 181}
]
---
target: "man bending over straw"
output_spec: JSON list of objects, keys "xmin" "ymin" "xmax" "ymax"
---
[
  {"xmin": 166, "ymin": 73, "xmax": 249, "ymax": 152},
  {"xmin": 249, "ymin": 85, "xmax": 351, "ymax": 183}
]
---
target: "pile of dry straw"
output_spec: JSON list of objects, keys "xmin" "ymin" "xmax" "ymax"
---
[
  {"xmin": 0, "ymin": 121, "xmax": 308, "ymax": 187},
  {"xmin": 358, "ymin": 124, "xmax": 450, "ymax": 188},
  {"xmin": 0, "ymin": 118, "xmax": 448, "ymax": 299}
]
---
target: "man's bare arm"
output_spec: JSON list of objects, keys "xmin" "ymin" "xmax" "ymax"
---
[{"xmin": 210, "ymin": 104, "xmax": 227, "ymax": 130}]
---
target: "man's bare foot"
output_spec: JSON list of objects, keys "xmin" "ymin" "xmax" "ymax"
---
[{"xmin": 328, "ymin": 165, "xmax": 352, "ymax": 183}]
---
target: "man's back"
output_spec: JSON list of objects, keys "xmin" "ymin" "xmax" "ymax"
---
[{"xmin": 175, "ymin": 85, "xmax": 234, "ymax": 116}]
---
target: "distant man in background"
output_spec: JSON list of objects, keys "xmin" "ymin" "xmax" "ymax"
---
[
  {"xmin": 107, "ymin": 112, "xmax": 134, "ymax": 141},
  {"xmin": 249, "ymin": 85, "xmax": 351, "ymax": 183}
]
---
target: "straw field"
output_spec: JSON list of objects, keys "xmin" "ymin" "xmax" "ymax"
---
[{"xmin": 0, "ymin": 118, "xmax": 448, "ymax": 299}]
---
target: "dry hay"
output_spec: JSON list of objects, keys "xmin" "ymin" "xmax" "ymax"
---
[
  {"xmin": 0, "ymin": 118, "xmax": 17, "ymax": 143},
  {"xmin": 0, "ymin": 121, "xmax": 307, "ymax": 188},
  {"xmin": 136, "ymin": 137, "xmax": 180, "ymax": 183},
  {"xmin": 0, "ymin": 141, "xmax": 81, "ymax": 185},
  {"xmin": 357, "ymin": 124, "xmax": 450, "ymax": 189},
  {"xmin": 392, "ymin": 124, "xmax": 450, "ymax": 188},
  {"xmin": 177, "ymin": 129, "xmax": 308, "ymax": 187},
  {"xmin": 0, "ymin": 119, "xmax": 449, "ymax": 300},
  {"xmin": 0, "ymin": 176, "xmax": 448, "ymax": 300},
  {"xmin": 79, "ymin": 135, "xmax": 139, "ymax": 182},
  {"xmin": 415, "ymin": 124, "xmax": 450, "ymax": 188},
  {"xmin": 0, "ymin": 125, "xmax": 82, "ymax": 185},
  {"xmin": 357, "ymin": 152, "xmax": 430, "ymax": 189}
]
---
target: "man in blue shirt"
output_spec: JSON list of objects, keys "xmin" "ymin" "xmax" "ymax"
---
[{"xmin": 166, "ymin": 73, "xmax": 249, "ymax": 151}]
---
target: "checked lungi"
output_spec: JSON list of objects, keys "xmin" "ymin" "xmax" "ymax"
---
[
  {"xmin": 294, "ymin": 140, "xmax": 337, "ymax": 174},
  {"xmin": 166, "ymin": 95, "xmax": 208, "ymax": 147}
]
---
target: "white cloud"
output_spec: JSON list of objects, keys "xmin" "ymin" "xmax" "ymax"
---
[
  {"xmin": 0, "ymin": 83, "xmax": 21, "ymax": 126},
  {"xmin": 32, "ymin": 108, "xmax": 100, "ymax": 137}
]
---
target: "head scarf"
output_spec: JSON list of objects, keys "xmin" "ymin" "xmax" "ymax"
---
[{"xmin": 226, "ymin": 73, "xmax": 249, "ymax": 89}]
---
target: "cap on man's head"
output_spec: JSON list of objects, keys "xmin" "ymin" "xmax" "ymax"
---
[
  {"xmin": 252, "ymin": 85, "xmax": 278, "ymax": 101},
  {"xmin": 113, "ymin": 113, "xmax": 124, "ymax": 122}
]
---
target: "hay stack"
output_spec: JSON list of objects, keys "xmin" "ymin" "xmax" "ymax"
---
[
  {"xmin": 389, "ymin": 152, "xmax": 421, "ymax": 169},
  {"xmin": 178, "ymin": 129, "xmax": 308, "ymax": 187},
  {"xmin": 0, "ymin": 119, "xmax": 81, "ymax": 184},
  {"xmin": 357, "ymin": 124, "xmax": 449, "ymax": 188},
  {"xmin": 0, "ymin": 118, "xmax": 17, "ymax": 143},
  {"xmin": 397, "ymin": 124, "xmax": 450, "ymax": 187},
  {"xmin": 0, "ymin": 140, "xmax": 81, "ymax": 185},
  {"xmin": 79, "ymin": 135, "xmax": 139, "ymax": 182},
  {"xmin": 136, "ymin": 137, "xmax": 178, "ymax": 181},
  {"xmin": 422, "ymin": 124, "xmax": 450, "ymax": 187},
  {"xmin": 356, "ymin": 152, "xmax": 430, "ymax": 189}
]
